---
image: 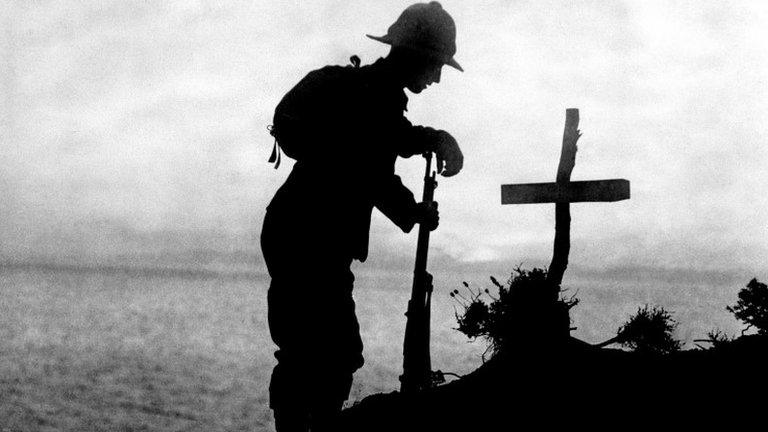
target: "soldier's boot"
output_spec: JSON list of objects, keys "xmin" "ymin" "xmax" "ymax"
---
[
  {"xmin": 273, "ymin": 408, "xmax": 310, "ymax": 432},
  {"xmin": 308, "ymin": 399, "xmax": 344, "ymax": 432}
]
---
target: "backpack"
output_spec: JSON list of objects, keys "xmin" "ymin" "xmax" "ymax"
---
[{"xmin": 268, "ymin": 56, "xmax": 362, "ymax": 168}]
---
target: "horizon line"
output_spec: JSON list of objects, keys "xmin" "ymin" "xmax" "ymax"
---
[{"xmin": 0, "ymin": 259, "xmax": 268, "ymax": 282}]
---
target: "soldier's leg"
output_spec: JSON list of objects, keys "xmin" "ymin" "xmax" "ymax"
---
[
  {"xmin": 307, "ymin": 372, "xmax": 353, "ymax": 432},
  {"xmin": 266, "ymin": 269, "xmax": 363, "ymax": 430},
  {"xmin": 272, "ymin": 401, "xmax": 310, "ymax": 432},
  {"xmin": 304, "ymin": 266, "xmax": 363, "ymax": 430},
  {"xmin": 262, "ymin": 208, "xmax": 313, "ymax": 430},
  {"xmin": 262, "ymin": 210, "xmax": 363, "ymax": 430},
  {"xmin": 267, "ymin": 280, "xmax": 314, "ymax": 431}
]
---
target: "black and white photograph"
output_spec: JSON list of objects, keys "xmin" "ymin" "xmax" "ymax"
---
[{"xmin": 1, "ymin": 1, "xmax": 767, "ymax": 430}]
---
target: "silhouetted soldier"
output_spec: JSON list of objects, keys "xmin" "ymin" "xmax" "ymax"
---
[{"xmin": 261, "ymin": 2, "xmax": 463, "ymax": 430}]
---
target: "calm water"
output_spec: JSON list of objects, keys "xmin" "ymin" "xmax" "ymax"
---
[{"xmin": 0, "ymin": 262, "xmax": 748, "ymax": 430}]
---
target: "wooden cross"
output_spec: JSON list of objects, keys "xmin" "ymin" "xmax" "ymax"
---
[{"xmin": 501, "ymin": 109, "xmax": 630, "ymax": 288}]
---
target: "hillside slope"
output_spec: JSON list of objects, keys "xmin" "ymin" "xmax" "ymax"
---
[{"xmin": 338, "ymin": 335, "xmax": 767, "ymax": 430}]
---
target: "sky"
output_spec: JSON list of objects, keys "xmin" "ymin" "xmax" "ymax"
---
[{"xmin": 1, "ymin": 0, "xmax": 767, "ymax": 281}]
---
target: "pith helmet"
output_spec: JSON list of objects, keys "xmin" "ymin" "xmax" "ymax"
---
[{"xmin": 367, "ymin": 1, "xmax": 463, "ymax": 72}]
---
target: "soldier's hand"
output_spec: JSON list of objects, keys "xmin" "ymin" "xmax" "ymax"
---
[
  {"xmin": 434, "ymin": 130, "xmax": 463, "ymax": 177},
  {"xmin": 415, "ymin": 201, "xmax": 439, "ymax": 231}
]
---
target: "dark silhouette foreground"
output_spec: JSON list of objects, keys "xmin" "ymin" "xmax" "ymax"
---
[
  {"xmin": 336, "ymin": 334, "xmax": 768, "ymax": 430},
  {"xmin": 263, "ymin": 3, "xmax": 464, "ymax": 430},
  {"xmin": 337, "ymin": 273, "xmax": 768, "ymax": 430}
]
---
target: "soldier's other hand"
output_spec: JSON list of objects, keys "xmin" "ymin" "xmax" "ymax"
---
[
  {"xmin": 415, "ymin": 201, "xmax": 439, "ymax": 231},
  {"xmin": 434, "ymin": 130, "xmax": 463, "ymax": 177}
]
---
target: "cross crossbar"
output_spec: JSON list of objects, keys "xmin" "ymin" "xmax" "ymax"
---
[
  {"xmin": 501, "ymin": 179, "xmax": 630, "ymax": 205},
  {"xmin": 499, "ymin": 108, "xmax": 631, "ymax": 293}
]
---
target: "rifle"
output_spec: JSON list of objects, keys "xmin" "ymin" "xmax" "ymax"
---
[{"xmin": 400, "ymin": 152, "xmax": 438, "ymax": 393}]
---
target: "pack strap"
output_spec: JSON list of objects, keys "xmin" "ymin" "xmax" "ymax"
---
[{"xmin": 267, "ymin": 125, "xmax": 281, "ymax": 169}]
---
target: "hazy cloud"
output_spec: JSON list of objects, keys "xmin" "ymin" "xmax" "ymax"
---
[{"xmin": 1, "ymin": 1, "xmax": 766, "ymax": 277}]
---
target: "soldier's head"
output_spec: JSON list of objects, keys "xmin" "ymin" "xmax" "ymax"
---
[{"xmin": 367, "ymin": 2, "xmax": 462, "ymax": 93}]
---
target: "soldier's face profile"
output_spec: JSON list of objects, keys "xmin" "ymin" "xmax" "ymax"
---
[{"xmin": 406, "ymin": 60, "xmax": 443, "ymax": 94}]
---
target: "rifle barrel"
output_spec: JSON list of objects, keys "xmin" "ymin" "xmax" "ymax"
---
[{"xmin": 400, "ymin": 153, "xmax": 437, "ymax": 393}]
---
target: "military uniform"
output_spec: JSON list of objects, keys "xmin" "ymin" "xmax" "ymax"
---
[{"xmin": 261, "ymin": 57, "xmax": 436, "ymax": 426}]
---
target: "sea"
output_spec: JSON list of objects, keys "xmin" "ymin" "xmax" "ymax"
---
[{"xmin": 0, "ymin": 261, "xmax": 749, "ymax": 430}]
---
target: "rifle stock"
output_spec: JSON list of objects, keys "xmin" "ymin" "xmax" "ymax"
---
[{"xmin": 400, "ymin": 153, "xmax": 437, "ymax": 393}]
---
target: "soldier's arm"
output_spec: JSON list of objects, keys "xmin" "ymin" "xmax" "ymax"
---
[
  {"xmin": 392, "ymin": 119, "xmax": 464, "ymax": 177},
  {"xmin": 372, "ymin": 173, "xmax": 420, "ymax": 233},
  {"xmin": 392, "ymin": 118, "xmax": 440, "ymax": 158}
]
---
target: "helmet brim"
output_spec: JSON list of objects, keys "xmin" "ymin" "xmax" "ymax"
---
[
  {"xmin": 445, "ymin": 57, "xmax": 463, "ymax": 72},
  {"xmin": 366, "ymin": 34, "xmax": 393, "ymax": 45},
  {"xmin": 366, "ymin": 34, "xmax": 463, "ymax": 72}
]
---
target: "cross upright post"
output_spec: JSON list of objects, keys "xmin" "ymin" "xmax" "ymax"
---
[{"xmin": 501, "ymin": 109, "xmax": 630, "ymax": 291}]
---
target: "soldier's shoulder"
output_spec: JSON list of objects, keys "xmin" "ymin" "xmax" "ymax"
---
[{"xmin": 301, "ymin": 63, "xmax": 362, "ymax": 86}]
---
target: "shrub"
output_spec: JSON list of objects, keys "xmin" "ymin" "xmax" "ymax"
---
[
  {"xmin": 727, "ymin": 278, "xmax": 768, "ymax": 335},
  {"xmin": 615, "ymin": 305, "xmax": 681, "ymax": 355},
  {"xmin": 452, "ymin": 267, "xmax": 578, "ymax": 358},
  {"xmin": 705, "ymin": 329, "xmax": 732, "ymax": 348}
]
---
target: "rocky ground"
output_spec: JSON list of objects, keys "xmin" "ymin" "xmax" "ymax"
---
[{"xmin": 338, "ymin": 334, "xmax": 768, "ymax": 430}]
